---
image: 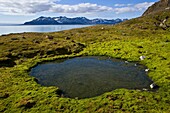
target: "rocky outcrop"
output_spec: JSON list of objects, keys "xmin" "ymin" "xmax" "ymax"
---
[
  {"xmin": 0, "ymin": 58, "xmax": 16, "ymax": 67},
  {"xmin": 143, "ymin": 0, "xmax": 170, "ymax": 16}
]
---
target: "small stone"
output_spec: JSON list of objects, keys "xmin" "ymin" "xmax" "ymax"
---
[
  {"xmin": 142, "ymin": 88, "xmax": 148, "ymax": 91},
  {"xmin": 65, "ymin": 37, "xmax": 70, "ymax": 40},
  {"xmin": 139, "ymin": 56, "xmax": 146, "ymax": 60},
  {"xmin": 33, "ymin": 40, "xmax": 39, "ymax": 43},
  {"xmin": 75, "ymin": 97, "xmax": 79, "ymax": 100},
  {"xmin": 45, "ymin": 35, "xmax": 53, "ymax": 40},
  {"xmin": 122, "ymin": 33, "xmax": 127, "ymax": 36},
  {"xmin": 33, "ymin": 78, "xmax": 39, "ymax": 82},
  {"xmin": 145, "ymin": 69, "xmax": 149, "ymax": 72},
  {"xmin": 125, "ymin": 61, "xmax": 129, "ymax": 63},
  {"xmin": 137, "ymin": 46, "xmax": 143, "ymax": 48},
  {"xmin": 150, "ymin": 83, "xmax": 158, "ymax": 89},
  {"xmin": 165, "ymin": 7, "xmax": 170, "ymax": 10},
  {"xmin": 1, "ymin": 34, "xmax": 7, "ymax": 36},
  {"xmin": 11, "ymin": 38, "xmax": 18, "ymax": 40},
  {"xmin": 22, "ymin": 36, "xmax": 26, "ymax": 39}
]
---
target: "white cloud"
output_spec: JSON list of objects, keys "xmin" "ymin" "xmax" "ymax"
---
[
  {"xmin": 0, "ymin": 1, "xmax": 155, "ymax": 16},
  {"xmin": 114, "ymin": 7, "xmax": 135, "ymax": 14},
  {"xmin": 114, "ymin": 4, "xmax": 132, "ymax": 7},
  {"xmin": 134, "ymin": 2, "xmax": 154, "ymax": 11},
  {"xmin": 0, "ymin": 0, "xmax": 112, "ymax": 15},
  {"xmin": 113, "ymin": 2, "xmax": 154, "ymax": 14},
  {"xmin": 0, "ymin": 0, "xmax": 53, "ymax": 15},
  {"xmin": 51, "ymin": 3, "xmax": 112, "ymax": 13},
  {"xmin": 114, "ymin": 4, "xmax": 126, "ymax": 7}
]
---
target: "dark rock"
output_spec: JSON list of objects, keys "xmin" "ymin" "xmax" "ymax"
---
[
  {"xmin": 106, "ymin": 95, "xmax": 118, "ymax": 101},
  {"xmin": 32, "ymin": 40, "xmax": 40, "ymax": 44},
  {"xmin": 150, "ymin": 83, "xmax": 159, "ymax": 89},
  {"xmin": 33, "ymin": 78, "xmax": 39, "ymax": 83},
  {"xmin": 166, "ymin": 76, "xmax": 170, "ymax": 80},
  {"xmin": 165, "ymin": 39, "xmax": 170, "ymax": 42},
  {"xmin": 71, "ymin": 40, "xmax": 75, "ymax": 43},
  {"xmin": 55, "ymin": 47, "xmax": 71, "ymax": 55},
  {"xmin": 0, "ymin": 58, "xmax": 16, "ymax": 67},
  {"xmin": 137, "ymin": 46, "xmax": 143, "ymax": 48},
  {"xmin": 56, "ymin": 89, "xmax": 64, "ymax": 97},
  {"xmin": 46, "ymin": 50, "xmax": 56, "ymax": 55},
  {"xmin": 45, "ymin": 35, "xmax": 54, "ymax": 40},
  {"xmin": 114, "ymin": 48, "xmax": 121, "ymax": 51},
  {"xmin": 138, "ymin": 51, "xmax": 143, "ymax": 53},
  {"xmin": 19, "ymin": 99, "xmax": 36, "ymax": 108},
  {"xmin": 0, "ymin": 93, "xmax": 9, "ymax": 98},
  {"xmin": 122, "ymin": 33, "xmax": 127, "ymax": 36},
  {"xmin": 22, "ymin": 51, "xmax": 39, "ymax": 58},
  {"xmin": 22, "ymin": 36, "xmax": 26, "ymax": 39},
  {"xmin": 161, "ymin": 56, "xmax": 167, "ymax": 60},
  {"xmin": 77, "ymin": 42, "xmax": 85, "ymax": 47},
  {"xmin": 1, "ymin": 34, "xmax": 7, "ymax": 36},
  {"xmin": 65, "ymin": 37, "xmax": 70, "ymax": 40},
  {"xmin": 11, "ymin": 38, "xmax": 19, "ymax": 40}
]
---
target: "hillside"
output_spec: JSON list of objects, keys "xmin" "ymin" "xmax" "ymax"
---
[
  {"xmin": 0, "ymin": 7, "xmax": 170, "ymax": 113},
  {"xmin": 143, "ymin": 0, "xmax": 170, "ymax": 16}
]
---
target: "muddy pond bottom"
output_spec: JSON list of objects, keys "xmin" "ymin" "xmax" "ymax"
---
[{"xmin": 30, "ymin": 56, "xmax": 152, "ymax": 99}]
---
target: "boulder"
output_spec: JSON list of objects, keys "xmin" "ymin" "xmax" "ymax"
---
[
  {"xmin": 139, "ymin": 56, "xmax": 146, "ymax": 60},
  {"xmin": 150, "ymin": 83, "xmax": 159, "ymax": 89}
]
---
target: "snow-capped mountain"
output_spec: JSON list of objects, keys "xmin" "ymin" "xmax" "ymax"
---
[{"xmin": 24, "ymin": 16, "xmax": 127, "ymax": 25}]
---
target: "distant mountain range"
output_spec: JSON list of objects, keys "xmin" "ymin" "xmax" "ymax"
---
[{"xmin": 24, "ymin": 16, "xmax": 128, "ymax": 25}]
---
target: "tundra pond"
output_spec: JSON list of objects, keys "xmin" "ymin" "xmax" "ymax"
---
[{"xmin": 30, "ymin": 56, "xmax": 152, "ymax": 99}]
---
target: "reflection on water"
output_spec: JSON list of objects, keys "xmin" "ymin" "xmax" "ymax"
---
[
  {"xmin": 0, "ymin": 25, "xmax": 91, "ymax": 35},
  {"xmin": 30, "ymin": 56, "xmax": 152, "ymax": 99}
]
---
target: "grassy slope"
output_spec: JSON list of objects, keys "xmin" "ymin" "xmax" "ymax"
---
[{"xmin": 0, "ymin": 11, "xmax": 170, "ymax": 112}]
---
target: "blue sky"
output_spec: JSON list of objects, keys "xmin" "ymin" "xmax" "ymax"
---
[{"xmin": 0, "ymin": 0, "xmax": 158, "ymax": 23}]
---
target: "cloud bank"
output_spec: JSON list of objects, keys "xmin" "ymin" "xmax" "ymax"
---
[
  {"xmin": 0, "ymin": 0, "xmax": 154, "ymax": 15},
  {"xmin": 0, "ymin": 0, "xmax": 112, "ymax": 15},
  {"xmin": 114, "ymin": 2, "xmax": 154, "ymax": 14}
]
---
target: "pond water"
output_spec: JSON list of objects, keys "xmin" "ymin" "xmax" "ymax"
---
[{"xmin": 30, "ymin": 56, "xmax": 152, "ymax": 99}]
